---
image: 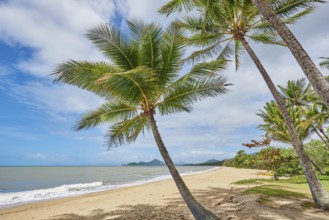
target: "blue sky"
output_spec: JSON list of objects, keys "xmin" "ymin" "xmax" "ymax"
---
[{"xmin": 0, "ymin": 0, "xmax": 329, "ymax": 166}]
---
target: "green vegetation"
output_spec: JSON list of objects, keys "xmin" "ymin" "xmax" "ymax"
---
[
  {"xmin": 244, "ymin": 185, "xmax": 307, "ymax": 198},
  {"xmin": 235, "ymin": 175, "xmax": 329, "ymax": 185},
  {"xmin": 224, "ymin": 147, "xmax": 303, "ymax": 177},
  {"xmin": 234, "ymin": 175, "xmax": 329, "ymax": 210},
  {"xmin": 225, "ymin": 140, "xmax": 329, "ymax": 178}
]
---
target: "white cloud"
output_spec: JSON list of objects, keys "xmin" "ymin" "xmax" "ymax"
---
[
  {"xmin": 9, "ymin": 81, "xmax": 104, "ymax": 116},
  {"xmin": 0, "ymin": 0, "xmax": 116, "ymax": 77},
  {"xmin": 28, "ymin": 153, "xmax": 48, "ymax": 160},
  {"xmin": 27, "ymin": 152, "xmax": 70, "ymax": 163},
  {"xmin": 116, "ymin": 0, "xmax": 172, "ymax": 24}
]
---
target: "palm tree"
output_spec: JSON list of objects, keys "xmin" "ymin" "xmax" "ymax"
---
[
  {"xmin": 258, "ymin": 100, "xmax": 325, "ymax": 174},
  {"xmin": 277, "ymin": 78, "xmax": 314, "ymax": 107},
  {"xmin": 258, "ymin": 101, "xmax": 310, "ymax": 143},
  {"xmin": 52, "ymin": 21, "xmax": 229, "ymax": 220},
  {"xmin": 277, "ymin": 78, "xmax": 329, "ymax": 149},
  {"xmin": 251, "ymin": 0, "xmax": 329, "ymax": 109},
  {"xmin": 159, "ymin": 0, "xmax": 329, "ymax": 209}
]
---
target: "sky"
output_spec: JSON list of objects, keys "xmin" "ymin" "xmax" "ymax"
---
[{"xmin": 0, "ymin": 0, "xmax": 329, "ymax": 166}]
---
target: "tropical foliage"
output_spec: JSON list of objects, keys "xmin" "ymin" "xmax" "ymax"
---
[
  {"xmin": 224, "ymin": 147, "xmax": 303, "ymax": 177},
  {"xmin": 225, "ymin": 139, "xmax": 329, "ymax": 178},
  {"xmin": 53, "ymin": 21, "xmax": 229, "ymax": 148},
  {"xmin": 305, "ymin": 140, "xmax": 329, "ymax": 174},
  {"xmin": 258, "ymin": 78, "xmax": 329, "ymax": 149},
  {"xmin": 53, "ymin": 20, "xmax": 229, "ymax": 219},
  {"xmin": 159, "ymin": 0, "xmax": 314, "ymax": 68}
]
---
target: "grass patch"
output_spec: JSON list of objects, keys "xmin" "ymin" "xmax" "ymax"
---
[
  {"xmin": 234, "ymin": 178, "xmax": 273, "ymax": 185},
  {"xmin": 244, "ymin": 185, "xmax": 307, "ymax": 199},
  {"xmin": 234, "ymin": 175, "xmax": 329, "ymax": 185},
  {"xmin": 236, "ymin": 175, "xmax": 329, "ymax": 199}
]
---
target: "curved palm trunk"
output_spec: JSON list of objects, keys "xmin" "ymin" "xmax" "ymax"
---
[
  {"xmin": 251, "ymin": 0, "xmax": 329, "ymax": 109},
  {"xmin": 308, "ymin": 156, "xmax": 325, "ymax": 175},
  {"xmin": 313, "ymin": 126, "xmax": 329, "ymax": 150},
  {"xmin": 148, "ymin": 113, "xmax": 219, "ymax": 220},
  {"xmin": 318, "ymin": 127, "xmax": 329, "ymax": 144},
  {"xmin": 240, "ymin": 37, "xmax": 329, "ymax": 210}
]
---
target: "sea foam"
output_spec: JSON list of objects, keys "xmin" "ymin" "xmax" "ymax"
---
[
  {"xmin": 0, "ymin": 166, "xmax": 219, "ymax": 208},
  {"xmin": 0, "ymin": 181, "xmax": 103, "ymax": 207}
]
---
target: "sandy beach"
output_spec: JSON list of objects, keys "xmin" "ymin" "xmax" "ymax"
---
[
  {"xmin": 1, "ymin": 166, "xmax": 328, "ymax": 220},
  {"xmin": 0, "ymin": 167, "xmax": 261, "ymax": 220}
]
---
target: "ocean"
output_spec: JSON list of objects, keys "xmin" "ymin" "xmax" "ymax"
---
[{"xmin": 0, "ymin": 166, "xmax": 217, "ymax": 208}]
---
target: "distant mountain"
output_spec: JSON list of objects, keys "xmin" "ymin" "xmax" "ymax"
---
[
  {"xmin": 204, "ymin": 159, "xmax": 220, "ymax": 164},
  {"xmin": 124, "ymin": 159, "xmax": 165, "ymax": 166},
  {"xmin": 183, "ymin": 159, "xmax": 224, "ymax": 166}
]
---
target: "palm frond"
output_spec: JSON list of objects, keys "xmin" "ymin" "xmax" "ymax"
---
[
  {"xmin": 158, "ymin": 0, "xmax": 195, "ymax": 16},
  {"xmin": 140, "ymin": 22, "xmax": 163, "ymax": 68},
  {"xmin": 157, "ymin": 76, "xmax": 230, "ymax": 109},
  {"xmin": 182, "ymin": 42, "xmax": 224, "ymax": 64},
  {"xmin": 177, "ymin": 15, "xmax": 205, "ymax": 32},
  {"xmin": 280, "ymin": 6, "xmax": 315, "ymax": 24},
  {"xmin": 248, "ymin": 32, "xmax": 286, "ymax": 46},
  {"xmin": 216, "ymin": 41, "xmax": 234, "ymax": 61},
  {"xmin": 234, "ymin": 40, "xmax": 244, "ymax": 70},
  {"xmin": 320, "ymin": 57, "xmax": 329, "ymax": 69},
  {"xmin": 186, "ymin": 59, "xmax": 228, "ymax": 81},
  {"xmin": 126, "ymin": 19, "xmax": 147, "ymax": 42},
  {"xmin": 272, "ymin": 0, "xmax": 324, "ymax": 18},
  {"xmin": 106, "ymin": 115, "xmax": 149, "ymax": 147},
  {"xmin": 86, "ymin": 23, "xmax": 138, "ymax": 70},
  {"xmin": 96, "ymin": 66, "xmax": 158, "ymax": 106},
  {"xmin": 157, "ymin": 102, "xmax": 192, "ymax": 115},
  {"xmin": 52, "ymin": 60, "xmax": 121, "ymax": 97},
  {"xmin": 158, "ymin": 22, "xmax": 185, "ymax": 87},
  {"xmin": 76, "ymin": 102, "xmax": 138, "ymax": 130}
]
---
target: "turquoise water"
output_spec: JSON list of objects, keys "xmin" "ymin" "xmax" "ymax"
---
[{"xmin": 0, "ymin": 166, "xmax": 217, "ymax": 207}]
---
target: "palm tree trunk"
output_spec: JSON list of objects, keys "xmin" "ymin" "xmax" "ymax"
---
[
  {"xmin": 251, "ymin": 0, "xmax": 329, "ymax": 109},
  {"xmin": 240, "ymin": 36, "xmax": 329, "ymax": 210},
  {"xmin": 313, "ymin": 126, "xmax": 329, "ymax": 150},
  {"xmin": 148, "ymin": 113, "xmax": 219, "ymax": 220},
  {"xmin": 308, "ymin": 156, "xmax": 325, "ymax": 175},
  {"xmin": 319, "ymin": 127, "xmax": 329, "ymax": 144}
]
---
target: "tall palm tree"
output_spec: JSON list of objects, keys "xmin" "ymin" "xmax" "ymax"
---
[
  {"xmin": 159, "ymin": 0, "xmax": 329, "ymax": 209},
  {"xmin": 251, "ymin": 0, "xmax": 329, "ymax": 108},
  {"xmin": 52, "ymin": 21, "xmax": 229, "ymax": 220}
]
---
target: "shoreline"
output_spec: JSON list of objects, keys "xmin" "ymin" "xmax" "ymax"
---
[
  {"xmin": 0, "ymin": 167, "xmax": 263, "ymax": 220},
  {"xmin": 0, "ymin": 166, "xmax": 219, "ymax": 210}
]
